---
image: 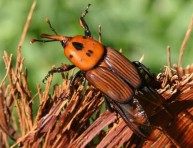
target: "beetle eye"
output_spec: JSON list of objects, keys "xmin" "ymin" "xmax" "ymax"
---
[{"xmin": 61, "ymin": 40, "xmax": 67, "ymax": 47}]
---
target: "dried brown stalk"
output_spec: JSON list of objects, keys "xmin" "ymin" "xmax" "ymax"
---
[
  {"xmin": 178, "ymin": 15, "xmax": 193, "ymax": 69},
  {"xmin": 0, "ymin": 2, "xmax": 193, "ymax": 148}
]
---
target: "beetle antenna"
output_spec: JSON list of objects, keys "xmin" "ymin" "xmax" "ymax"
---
[
  {"xmin": 45, "ymin": 18, "xmax": 58, "ymax": 35},
  {"xmin": 30, "ymin": 38, "xmax": 57, "ymax": 44},
  {"xmin": 30, "ymin": 19, "xmax": 60, "ymax": 44}
]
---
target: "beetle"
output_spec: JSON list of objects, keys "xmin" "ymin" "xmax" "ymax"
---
[{"xmin": 31, "ymin": 4, "xmax": 172, "ymax": 140}]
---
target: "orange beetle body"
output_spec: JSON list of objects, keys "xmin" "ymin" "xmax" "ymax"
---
[{"xmin": 31, "ymin": 5, "xmax": 168, "ymax": 140}]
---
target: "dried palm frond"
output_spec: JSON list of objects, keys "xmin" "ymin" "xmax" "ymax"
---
[{"xmin": 0, "ymin": 1, "xmax": 193, "ymax": 147}]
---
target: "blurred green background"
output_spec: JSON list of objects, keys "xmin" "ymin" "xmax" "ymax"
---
[{"xmin": 0, "ymin": 0, "xmax": 193, "ymax": 94}]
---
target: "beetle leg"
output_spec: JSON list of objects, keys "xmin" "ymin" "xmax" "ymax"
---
[
  {"xmin": 104, "ymin": 95, "xmax": 120, "ymax": 123},
  {"xmin": 80, "ymin": 4, "xmax": 92, "ymax": 38},
  {"xmin": 133, "ymin": 62, "xmax": 174, "ymax": 118},
  {"xmin": 70, "ymin": 70, "xmax": 84, "ymax": 90},
  {"xmin": 133, "ymin": 61, "xmax": 161, "ymax": 89},
  {"xmin": 43, "ymin": 64, "xmax": 75, "ymax": 83},
  {"xmin": 104, "ymin": 95, "xmax": 114, "ymax": 112},
  {"xmin": 114, "ymin": 111, "xmax": 120, "ymax": 124},
  {"xmin": 132, "ymin": 61, "xmax": 154, "ymax": 81}
]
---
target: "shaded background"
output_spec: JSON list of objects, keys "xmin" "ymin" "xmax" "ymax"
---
[{"xmin": 0, "ymin": 0, "xmax": 193, "ymax": 94}]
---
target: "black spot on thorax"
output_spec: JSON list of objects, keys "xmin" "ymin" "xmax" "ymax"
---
[
  {"xmin": 69, "ymin": 54, "xmax": 73, "ymax": 59},
  {"xmin": 72, "ymin": 42, "xmax": 84, "ymax": 50},
  {"xmin": 86, "ymin": 53, "xmax": 91, "ymax": 57},
  {"xmin": 88, "ymin": 49, "xmax": 93, "ymax": 53},
  {"xmin": 86, "ymin": 49, "xmax": 94, "ymax": 57}
]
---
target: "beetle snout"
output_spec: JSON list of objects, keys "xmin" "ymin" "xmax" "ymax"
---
[{"xmin": 40, "ymin": 34, "xmax": 71, "ymax": 42}]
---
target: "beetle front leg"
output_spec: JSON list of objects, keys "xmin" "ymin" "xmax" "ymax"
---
[
  {"xmin": 70, "ymin": 70, "xmax": 85, "ymax": 91},
  {"xmin": 79, "ymin": 4, "xmax": 92, "ymax": 38},
  {"xmin": 43, "ymin": 64, "xmax": 75, "ymax": 83}
]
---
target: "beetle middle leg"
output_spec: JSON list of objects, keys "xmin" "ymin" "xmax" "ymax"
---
[
  {"xmin": 79, "ymin": 4, "xmax": 92, "ymax": 38},
  {"xmin": 104, "ymin": 95, "xmax": 120, "ymax": 123}
]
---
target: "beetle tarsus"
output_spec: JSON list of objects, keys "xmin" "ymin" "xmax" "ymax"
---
[
  {"xmin": 114, "ymin": 111, "xmax": 119, "ymax": 124},
  {"xmin": 81, "ymin": 4, "xmax": 91, "ymax": 18}
]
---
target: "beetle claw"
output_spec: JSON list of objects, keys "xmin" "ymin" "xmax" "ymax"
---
[
  {"xmin": 114, "ymin": 111, "xmax": 119, "ymax": 124},
  {"xmin": 42, "ymin": 72, "xmax": 52, "ymax": 83}
]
